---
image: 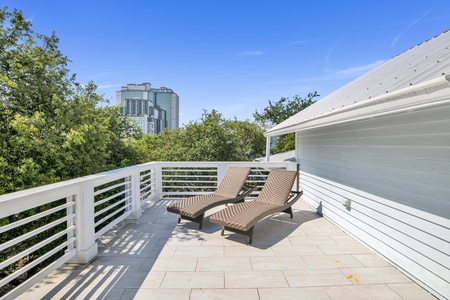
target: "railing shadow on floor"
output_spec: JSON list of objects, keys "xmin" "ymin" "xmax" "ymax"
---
[{"xmin": 26, "ymin": 198, "xmax": 179, "ymax": 300}]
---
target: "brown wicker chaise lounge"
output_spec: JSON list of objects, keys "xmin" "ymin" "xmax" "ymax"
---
[
  {"xmin": 209, "ymin": 169, "xmax": 303, "ymax": 244},
  {"xmin": 166, "ymin": 167, "xmax": 255, "ymax": 229}
]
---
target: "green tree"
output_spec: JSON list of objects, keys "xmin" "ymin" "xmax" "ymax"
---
[
  {"xmin": 253, "ymin": 92, "xmax": 319, "ymax": 154},
  {"xmin": 0, "ymin": 7, "xmax": 140, "ymax": 194},
  {"xmin": 134, "ymin": 110, "xmax": 266, "ymax": 162}
]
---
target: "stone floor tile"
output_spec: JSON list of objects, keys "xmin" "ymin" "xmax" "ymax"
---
[
  {"xmin": 102, "ymin": 288, "xmax": 126, "ymax": 300},
  {"xmin": 117, "ymin": 288, "xmax": 139, "ymax": 300},
  {"xmin": 289, "ymin": 235, "xmax": 337, "ymax": 245},
  {"xmin": 303, "ymin": 255, "xmax": 364, "ymax": 269},
  {"xmin": 174, "ymin": 246, "xmax": 224, "ymax": 257},
  {"xmin": 318, "ymin": 243, "xmax": 372, "ymax": 255},
  {"xmin": 353, "ymin": 254, "xmax": 391, "ymax": 267},
  {"xmin": 271, "ymin": 244, "xmax": 324, "ymax": 256},
  {"xmin": 200, "ymin": 236, "xmax": 247, "ymax": 246},
  {"xmin": 298, "ymin": 221, "xmax": 321, "ymax": 230},
  {"xmin": 340, "ymin": 267, "xmax": 412, "ymax": 284},
  {"xmin": 285, "ymin": 227, "xmax": 308, "ymax": 236},
  {"xmin": 89, "ymin": 256, "xmax": 147, "ymax": 271},
  {"xmin": 224, "ymin": 246, "xmax": 275, "ymax": 257},
  {"xmin": 156, "ymin": 246, "xmax": 177, "ymax": 257},
  {"xmin": 197, "ymin": 257, "xmax": 252, "ymax": 271},
  {"xmin": 387, "ymin": 283, "xmax": 438, "ymax": 300},
  {"xmin": 162, "ymin": 237, "xmax": 204, "ymax": 246},
  {"xmin": 110, "ymin": 270, "xmax": 149, "ymax": 289},
  {"xmin": 139, "ymin": 271, "xmax": 166, "ymax": 288},
  {"xmin": 225, "ymin": 271, "xmax": 289, "ymax": 288},
  {"xmin": 139, "ymin": 257, "xmax": 158, "ymax": 271},
  {"xmin": 301, "ymin": 227, "xmax": 343, "ymax": 236},
  {"xmin": 222, "ymin": 230, "xmax": 267, "ymax": 241},
  {"xmin": 132, "ymin": 288, "xmax": 191, "ymax": 300},
  {"xmin": 151, "ymin": 257, "xmax": 198, "ymax": 271},
  {"xmin": 190, "ymin": 288, "xmax": 259, "ymax": 300},
  {"xmin": 161, "ymin": 271, "xmax": 224, "ymax": 288},
  {"xmin": 324, "ymin": 284, "xmax": 402, "ymax": 300},
  {"xmin": 18, "ymin": 198, "xmax": 439, "ymax": 300},
  {"xmin": 330, "ymin": 235, "xmax": 358, "ymax": 244},
  {"xmin": 250, "ymin": 235, "xmax": 293, "ymax": 247},
  {"xmin": 284, "ymin": 269, "xmax": 352, "ymax": 287},
  {"xmin": 258, "ymin": 287, "xmax": 330, "ymax": 299},
  {"xmin": 251, "ymin": 256, "xmax": 308, "ymax": 270}
]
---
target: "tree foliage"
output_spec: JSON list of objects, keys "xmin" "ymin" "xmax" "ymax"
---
[
  {"xmin": 135, "ymin": 110, "xmax": 266, "ymax": 162},
  {"xmin": 0, "ymin": 7, "xmax": 141, "ymax": 194},
  {"xmin": 253, "ymin": 92, "xmax": 319, "ymax": 154},
  {"xmin": 0, "ymin": 6, "xmax": 267, "ymax": 196},
  {"xmin": 0, "ymin": 7, "xmax": 267, "ymax": 296}
]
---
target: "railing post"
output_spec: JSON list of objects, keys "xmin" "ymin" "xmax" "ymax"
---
[
  {"xmin": 69, "ymin": 180, "xmax": 98, "ymax": 264},
  {"xmin": 216, "ymin": 163, "xmax": 228, "ymax": 187},
  {"xmin": 66, "ymin": 195, "xmax": 75, "ymax": 254},
  {"xmin": 155, "ymin": 164, "xmax": 163, "ymax": 199},
  {"xmin": 129, "ymin": 170, "xmax": 143, "ymax": 219},
  {"xmin": 285, "ymin": 162, "xmax": 300, "ymax": 191},
  {"xmin": 265, "ymin": 137, "xmax": 271, "ymax": 162}
]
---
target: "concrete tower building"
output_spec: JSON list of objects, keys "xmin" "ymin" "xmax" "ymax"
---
[{"xmin": 116, "ymin": 83, "xmax": 179, "ymax": 134}]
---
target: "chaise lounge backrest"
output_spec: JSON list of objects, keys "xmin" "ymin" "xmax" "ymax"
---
[
  {"xmin": 256, "ymin": 169, "xmax": 297, "ymax": 206},
  {"xmin": 214, "ymin": 166, "xmax": 251, "ymax": 198}
]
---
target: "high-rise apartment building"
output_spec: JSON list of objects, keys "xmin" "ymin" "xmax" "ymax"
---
[{"xmin": 116, "ymin": 83, "xmax": 179, "ymax": 134}]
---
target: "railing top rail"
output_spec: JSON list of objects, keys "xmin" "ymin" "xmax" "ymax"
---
[
  {"xmin": 0, "ymin": 162, "xmax": 160, "ymax": 203},
  {"xmin": 0, "ymin": 161, "xmax": 297, "ymax": 204}
]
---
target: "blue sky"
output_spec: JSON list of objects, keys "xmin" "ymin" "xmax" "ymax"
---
[{"xmin": 3, "ymin": 0, "xmax": 450, "ymax": 125}]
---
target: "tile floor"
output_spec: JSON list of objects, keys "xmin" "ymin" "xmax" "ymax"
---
[{"xmin": 17, "ymin": 198, "xmax": 437, "ymax": 300}]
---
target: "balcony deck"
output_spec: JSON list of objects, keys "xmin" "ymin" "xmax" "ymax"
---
[{"xmin": 17, "ymin": 198, "xmax": 435, "ymax": 300}]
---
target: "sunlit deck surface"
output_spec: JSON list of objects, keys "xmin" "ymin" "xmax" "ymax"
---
[{"xmin": 18, "ymin": 198, "xmax": 436, "ymax": 300}]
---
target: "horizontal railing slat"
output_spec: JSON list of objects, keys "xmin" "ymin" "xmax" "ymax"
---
[
  {"xmin": 0, "ymin": 237, "xmax": 76, "ymax": 288},
  {"xmin": 0, "ymin": 202, "xmax": 74, "ymax": 234},
  {"xmin": 0, "ymin": 226, "xmax": 75, "ymax": 270},
  {"xmin": 0, "ymin": 215, "xmax": 73, "ymax": 252},
  {"xmin": 0, "ymin": 161, "xmax": 297, "ymax": 298}
]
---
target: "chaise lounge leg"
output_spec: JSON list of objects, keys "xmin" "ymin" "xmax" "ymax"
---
[
  {"xmin": 178, "ymin": 217, "xmax": 181, "ymax": 223},
  {"xmin": 221, "ymin": 227, "xmax": 225, "ymax": 236},
  {"xmin": 282, "ymin": 207, "xmax": 294, "ymax": 218},
  {"xmin": 248, "ymin": 227, "xmax": 254, "ymax": 244}
]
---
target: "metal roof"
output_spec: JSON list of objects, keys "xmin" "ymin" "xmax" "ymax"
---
[
  {"xmin": 266, "ymin": 29, "xmax": 450, "ymax": 136},
  {"xmin": 255, "ymin": 150, "xmax": 296, "ymax": 162}
]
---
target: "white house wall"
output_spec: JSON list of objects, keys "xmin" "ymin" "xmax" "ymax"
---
[{"xmin": 296, "ymin": 103, "xmax": 450, "ymax": 298}]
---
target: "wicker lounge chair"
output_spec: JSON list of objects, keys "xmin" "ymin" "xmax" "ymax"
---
[
  {"xmin": 166, "ymin": 166, "xmax": 255, "ymax": 229},
  {"xmin": 209, "ymin": 169, "xmax": 303, "ymax": 244}
]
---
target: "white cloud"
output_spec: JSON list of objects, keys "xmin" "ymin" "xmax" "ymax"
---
[
  {"xmin": 287, "ymin": 40, "xmax": 310, "ymax": 45},
  {"xmin": 97, "ymin": 84, "xmax": 122, "ymax": 89},
  {"xmin": 305, "ymin": 59, "xmax": 386, "ymax": 81},
  {"xmin": 325, "ymin": 47, "xmax": 334, "ymax": 63},
  {"xmin": 88, "ymin": 72, "xmax": 117, "ymax": 79},
  {"xmin": 391, "ymin": 5, "xmax": 434, "ymax": 48},
  {"xmin": 238, "ymin": 51, "xmax": 263, "ymax": 56}
]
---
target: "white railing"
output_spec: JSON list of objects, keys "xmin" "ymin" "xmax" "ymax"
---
[{"xmin": 0, "ymin": 161, "xmax": 297, "ymax": 299}]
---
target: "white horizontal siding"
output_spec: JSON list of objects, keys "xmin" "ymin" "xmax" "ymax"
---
[{"xmin": 297, "ymin": 104, "xmax": 450, "ymax": 298}]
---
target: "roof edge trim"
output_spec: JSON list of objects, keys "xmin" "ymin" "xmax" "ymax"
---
[{"xmin": 265, "ymin": 75, "xmax": 450, "ymax": 137}]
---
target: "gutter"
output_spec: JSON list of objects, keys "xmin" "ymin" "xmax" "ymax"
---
[{"xmin": 265, "ymin": 75, "xmax": 450, "ymax": 137}]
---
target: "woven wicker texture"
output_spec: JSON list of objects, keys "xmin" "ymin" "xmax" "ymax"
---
[
  {"xmin": 257, "ymin": 169, "xmax": 297, "ymax": 205},
  {"xmin": 209, "ymin": 200, "xmax": 280, "ymax": 231},
  {"xmin": 167, "ymin": 167, "xmax": 250, "ymax": 218},
  {"xmin": 214, "ymin": 167, "xmax": 251, "ymax": 197},
  {"xmin": 179, "ymin": 194, "xmax": 233, "ymax": 218},
  {"xmin": 209, "ymin": 169, "xmax": 297, "ymax": 231}
]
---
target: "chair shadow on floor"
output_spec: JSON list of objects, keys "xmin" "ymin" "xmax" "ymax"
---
[{"xmin": 191, "ymin": 206, "xmax": 323, "ymax": 250}]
